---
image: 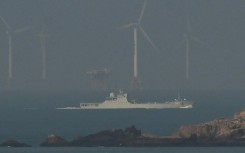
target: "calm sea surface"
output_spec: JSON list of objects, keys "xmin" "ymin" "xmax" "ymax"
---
[
  {"xmin": 0, "ymin": 147, "xmax": 245, "ymax": 153},
  {"xmin": 0, "ymin": 90, "xmax": 245, "ymax": 152}
]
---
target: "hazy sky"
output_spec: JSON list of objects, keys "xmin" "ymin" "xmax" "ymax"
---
[{"xmin": 0, "ymin": 0, "xmax": 245, "ymax": 92}]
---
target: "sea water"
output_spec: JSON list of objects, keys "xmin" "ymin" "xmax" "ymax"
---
[
  {"xmin": 0, "ymin": 147, "xmax": 245, "ymax": 153},
  {"xmin": 0, "ymin": 90, "xmax": 245, "ymax": 153}
]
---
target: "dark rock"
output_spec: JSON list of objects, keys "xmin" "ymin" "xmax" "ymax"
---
[
  {"xmin": 40, "ymin": 109, "xmax": 245, "ymax": 147},
  {"xmin": 124, "ymin": 126, "xmax": 141, "ymax": 139},
  {"xmin": 0, "ymin": 139, "xmax": 31, "ymax": 147},
  {"xmin": 40, "ymin": 134, "xmax": 69, "ymax": 147},
  {"xmin": 70, "ymin": 126, "xmax": 142, "ymax": 147},
  {"xmin": 69, "ymin": 126, "xmax": 189, "ymax": 147},
  {"xmin": 72, "ymin": 129, "xmax": 125, "ymax": 146}
]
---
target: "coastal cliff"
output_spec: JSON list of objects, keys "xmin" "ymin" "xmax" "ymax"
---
[{"xmin": 176, "ymin": 109, "xmax": 245, "ymax": 146}]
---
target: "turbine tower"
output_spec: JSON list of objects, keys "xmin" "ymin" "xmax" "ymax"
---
[
  {"xmin": 184, "ymin": 13, "xmax": 191, "ymax": 80},
  {"xmin": 176, "ymin": 11, "xmax": 211, "ymax": 80},
  {"xmin": 0, "ymin": 15, "xmax": 30, "ymax": 80},
  {"xmin": 119, "ymin": 0, "xmax": 158, "ymax": 90},
  {"xmin": 38, "ymin": 29, "xmax": 49, "ymax": 80}
]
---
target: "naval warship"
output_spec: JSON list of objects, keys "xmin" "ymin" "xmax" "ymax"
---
[{"xmin": 79, "ymin": 91, "xmax": 193, "ymax": 109}]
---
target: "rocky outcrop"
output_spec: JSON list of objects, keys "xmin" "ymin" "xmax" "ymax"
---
[
  {"xmin": 234, "ymin": 109, "xmax": 245, "ymax": 119},
  {"xmin": 41, "ymin": 126, "xmax": 188, "ymax": 147},
  {"xmin": 40, "ymin": 134, "xmax": 69, "ymax": 147},
  {"xmin": 177, "ymin": 109, "xmax": 245, "ymax": 146},
  {"xmin": 40, "ymin": 109, "xmax": 245, "ymax": 147},
  {"xmin": 0, "ymin": 140, "xmax": 31, "ymax": 147},
  {"xmin": 71, "ymin": 126, "xmax": 142, "ymax": 147}
]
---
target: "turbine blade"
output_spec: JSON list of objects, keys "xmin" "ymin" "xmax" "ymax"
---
[
  {"xmin": 139, "ymin": 26, "xmax": 159, "ymax": 52},
  {"xmin": 117, "ymin": 23, "xmax": 136, "ymax": 29},
  {"xmin": 14, "ymin": 26, "xmax": 32, "ymax": 33},
  {"xmin": 138, "ymin": 0, "xmax": 147, "ymax": 24},
  {"xmin": 185, "ymin": 36, "xmax": 190, "ymax": 80},
  {"xmin": 190, "ymin": 35, "xmax": 213, "ymax": 50},
  {"xmin": 0, "ymin": 15, "xmax": 11, "ymax": 30}
]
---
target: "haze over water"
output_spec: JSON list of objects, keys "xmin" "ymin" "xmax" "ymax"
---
[
  {"xmin": 0, "ymin": 0, "xmax": 245, "ymax": 152},
  {"xmin": 0, "ymin": 0, "xmax": 244, "ymax": 92}
]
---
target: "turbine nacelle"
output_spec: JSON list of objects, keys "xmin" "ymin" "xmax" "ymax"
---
[
  {"xmin": 117, "ymin": 22, "xmax": 138, "ymax": 29},
  {"xmin": 14, "ymin": 26, "xmax": 32, "ymax": 33}
]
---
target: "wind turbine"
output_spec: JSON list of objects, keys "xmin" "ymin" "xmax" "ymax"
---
[
  {"xmin": 176, "ymin": 11, "xmax": 211, "ymax": 80},
  {"xmin": 38, "ymin": 29, "xmax": 49, "ymax": 80},
  {"xmin": 0, "ymin": 15, "xmax": 30, "ymax": 80},
  {"xmin": 119, "ymin": 0, "xmax": 159, "ymax": 90}
]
